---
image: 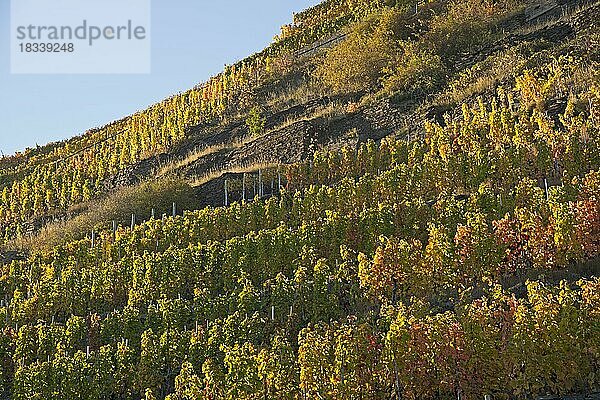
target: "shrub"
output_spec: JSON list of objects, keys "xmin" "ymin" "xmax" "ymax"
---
[
  {"xmin": 314, "ymin": 9, "xmax": 403, "ymax": 93},
  {"xmin": 424, "ymin": 0, "xmax": 519, "ymax": 56},
  {"xmin": 382, "ymin": 41, "xmax": 445, "ymax": 95},
  {"xmin": 246, "ymin": 107, "xmax": 267, "ymax": 137}
]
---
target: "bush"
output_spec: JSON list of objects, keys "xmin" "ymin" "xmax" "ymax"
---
[
  {"xmin": 316, "ymin": 0, "xmax": 520, "ymax": 96},
  {"xmin": 314, "ymin": 9, "xmax": 403, "ymax": 93},
  {"xmin": 382, "ymin": 41, "xmax": 445, "ymax": 95},
  {"xmin": 246, "ymin": 107, "xmax": 266, "ymax": 137},
  {"xmin": 424, "ymin": 0, "xmax": 519, "ymax": 56}
]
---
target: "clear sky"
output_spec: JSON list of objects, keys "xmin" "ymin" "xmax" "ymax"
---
[{"xmin": 0, "ymin": 0, "xmax": 321, "ymax": 156}]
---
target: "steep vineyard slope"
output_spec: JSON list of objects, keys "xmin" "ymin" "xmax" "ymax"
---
[{"xmin": 0, "ymin": 0, "xmax": 599, "ymax": 399}]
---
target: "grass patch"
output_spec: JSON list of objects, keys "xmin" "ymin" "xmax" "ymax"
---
[{"xmin": 9, "ymin": 178, "xmax": 195, "ymax": 251}]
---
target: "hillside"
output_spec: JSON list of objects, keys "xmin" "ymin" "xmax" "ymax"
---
[{"xmin": 0, "ymin": 0, "xmax": 599, "ymax": 398}]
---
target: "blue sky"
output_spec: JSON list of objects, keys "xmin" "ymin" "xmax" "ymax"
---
[{"xmin": 0, "ymin": 0, "xmax": 320, "ymax": 156}]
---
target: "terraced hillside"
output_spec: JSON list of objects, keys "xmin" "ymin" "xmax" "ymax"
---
[{"xmin": 0, "ymin": 0, "xmax": 599, "ymax": 398}]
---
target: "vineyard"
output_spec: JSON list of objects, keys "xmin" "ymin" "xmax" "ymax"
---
[
  {"xmin": 1, "ymin": 0, "xmax": 600, "ymax": 398},
  {"xmin": 0, "ymin": 0, "xmax": 395, "ymax": 242}
]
